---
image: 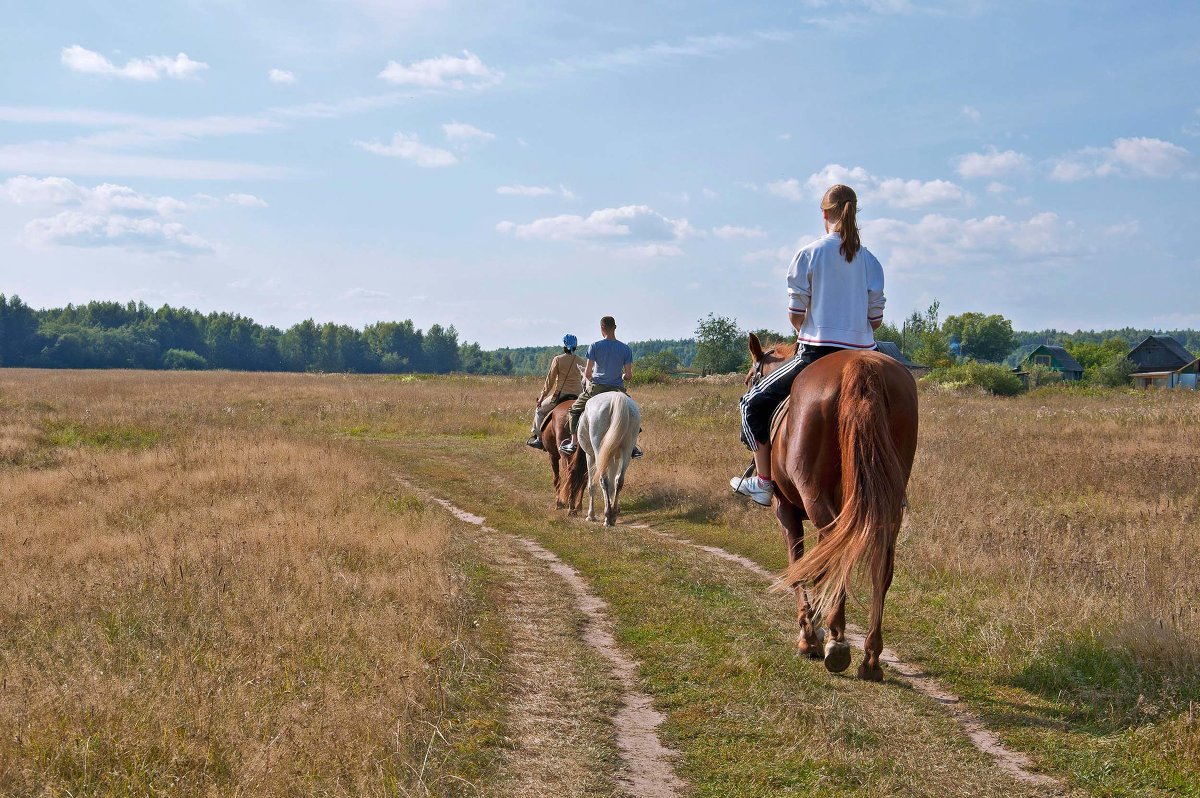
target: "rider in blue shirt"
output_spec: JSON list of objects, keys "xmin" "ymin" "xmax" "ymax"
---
[{"xmin": 559, "ymin": 315, "xmax": 643, "ymax": 458}]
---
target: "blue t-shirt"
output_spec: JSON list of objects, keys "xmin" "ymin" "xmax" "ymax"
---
[{"xmin": 586, "ymin": 338, "xmax": 633, "ymax": 387}]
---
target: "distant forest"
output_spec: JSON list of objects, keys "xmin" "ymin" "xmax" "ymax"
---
[{"xmin": 2, "ymin": 294, "xmax": 1198, "ymax": 375}]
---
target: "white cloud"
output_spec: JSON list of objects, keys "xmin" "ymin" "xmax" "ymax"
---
[
  {"xmin": 378, "ymin": 50, "xmax": 501, "ymax": 89},
  {"xmin": 955, "ymin": 147, "xmax": 1030, "ymax": 179},
  {"xmin": 770, "ymin": 164, "xmax": 970, "ymax": 209},
  {"xmin": 61, "ymin": 45, "xmax": 208, "ymax": 81},
  {"xmin": 702, "ymin": 187, "xmax": 719, "ymax": 200},
  {"xmin": 961, "ymin": 105, "xmax": 981, "ymax": 123},
  {"xmin": 986, "ymin": 181, "xmax": 1012, "ymax": 195},
  {"xmin": 864, "ymin": 212, "xmax": 1085, "ymax": 273},
  {"xmin": 496, "ymin": 204, "xmax": 693, "ymax": 243},
  {"xmin": 496, "ymin": 184, "xmax": 575, "ymax": 199},
  {"xmin": 442, "ymin": 122, "xmax": 495, "ymax": 143},
  {"xmin": 2, "ymin": 175, "xmax": 213, "ymax": 254},
  {"xmin": 765, "ymin": 178, "xmax": 805, "ymax": 201},
  {"xmin": 22, "ymin": 212, "xmax": 212, "ymax": 252},
  {"xmin": 268, "ymin": 68, "xmax": 296, "ymax": 84},
  {"xmin": 1049, "ymin": 137, "xmax": 1192, "ymax": 181},
  {"xmin": 225, "ymin": 192, "xmax": 268, "ymax": 207},
  {"xmin": 712, "ymin": 225, "xmax": 766, "ymax": 239},
  {"xmin": 1, "ymin": 175, "xmax": 186, "ymax": 216},
  {"xmin": 355, "ymin": 132, "xmax": 457, "ymax": 167}
]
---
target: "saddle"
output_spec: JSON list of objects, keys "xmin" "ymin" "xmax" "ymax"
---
[
  {"xmin": 769, "ymin": 395, "xmax": 791, "ymax": 443},
  {"xmin": 538, "ymin": 394, "xmax": 578, "ymax": 433}
]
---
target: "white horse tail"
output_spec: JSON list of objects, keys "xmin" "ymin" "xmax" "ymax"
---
[{"xmin": 594, "ymin": 393, "xmax": 635, "ymax": 480}]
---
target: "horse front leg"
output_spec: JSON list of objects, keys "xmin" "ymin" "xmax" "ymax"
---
[
  {"xmin": 858, "ymin": 534, "xmax": 896, "ymax": 682},
  {"xmin": 550, "ymin": 451, "xmax": 564, "ymax": 509},
  {"xmin": 776, "ymin": 497, "xmax": 821, "ymax": 658}
]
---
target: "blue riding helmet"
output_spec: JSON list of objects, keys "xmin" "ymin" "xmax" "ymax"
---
[{"xmin": 562, "ymin": 334, "xmax": 578, "ymax": 349}]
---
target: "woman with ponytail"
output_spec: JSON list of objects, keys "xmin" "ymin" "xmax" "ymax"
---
[{"xmin": 732, "ymin": 184, "xmax": 887, "ymax": 506}]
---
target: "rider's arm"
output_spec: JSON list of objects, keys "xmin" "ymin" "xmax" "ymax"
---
[
  {"xmin": 623, "ymin": 362, "xmax": 633, "ymax": 381},
  {"xmin": 537, "ymin": 359, "xmax": 555, "ymax": 402},
  {"xmin": 867, "ymin": 253, "xmax": 886, "ymax": 332},
  {"xmin": 786, "ymin": 249, "xmax": 811, "ymax": 334},
  {"xmin": 585, "ymin": 359, "xmax": 595, "ymax": 381},
  {"xmin": 789, "ymin": 310, "xmax": 806, "ymax": 335}
]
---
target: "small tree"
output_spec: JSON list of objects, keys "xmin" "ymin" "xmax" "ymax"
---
[
  {"xmin": 693, "ymin": 314, "xmax": 746, "ymax": 376},
  {"xmin": 943, "ymin": 311, "xmax": 1017, "ymax": 362},
  {"xmin": 906, "ymin": 301, "xmax": 951, "ymax": 368}
]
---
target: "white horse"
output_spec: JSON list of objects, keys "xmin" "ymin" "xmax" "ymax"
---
[{"xmin": 577, "ymin": 391, "xmax": 641, "ymax": 526}]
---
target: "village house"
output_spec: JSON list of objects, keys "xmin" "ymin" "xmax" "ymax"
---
[
  {"xmin": 1019, "ymin": 345, "xmax": 1084, "ymax": 381},
  {"xmin": 1128, "ymin": 335, "xmax": 1199, "ymax": 389}
]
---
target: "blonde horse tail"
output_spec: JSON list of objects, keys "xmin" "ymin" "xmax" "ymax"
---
[
  {"xmin": 595, "ymin": 393, "xmax": 634, "ymax": 481},
  {"xmin": 780, "ymin": 356, "xmax": 905, "ymax": 619}
]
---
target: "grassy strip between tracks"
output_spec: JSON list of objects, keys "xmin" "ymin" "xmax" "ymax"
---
[
  {"xmin": 379, "ymin": 438, "xmax": 1052, "ymax": 798},
  {"xmin": 466, "ymin": 435, "xmax": 1198, "ymax": 798}
]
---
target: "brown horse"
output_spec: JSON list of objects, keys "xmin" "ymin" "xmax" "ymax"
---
[
  {"xmin": 539, "ymin": 398, "xmax": 588, "ymax": 513},
  {"xmin": 745, "ymin": 334, "xmax": 918, "ymax": 681}
]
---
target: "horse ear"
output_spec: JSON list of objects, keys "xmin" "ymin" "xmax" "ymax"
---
[{"xmin": 748, "ymin": 332, "xmax": 764, "ymax": 361}]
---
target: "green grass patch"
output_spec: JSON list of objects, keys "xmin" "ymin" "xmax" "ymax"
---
[{"xmin": 40, "ymin": 420, "xmax": 162, "ymax": 450}]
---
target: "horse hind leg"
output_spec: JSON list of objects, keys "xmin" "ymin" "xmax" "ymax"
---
[
  {"xmin": 585, "ymin": 456, "xmax": 599, "ymax": 522},
  {"xmin": 606, "ymin": 464, "xmax": 626, "ymax": 526},
  {"xmin": 600, "ymin": 472, "xmax": 615, "ymax": 527},
  {"xmin": 858, "ymin": 535, "xmax": 896, "ymax": 682}
]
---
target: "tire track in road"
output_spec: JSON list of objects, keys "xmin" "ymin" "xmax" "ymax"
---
[
  {"xmin": 396, "ymin": 476, "xmax": 686, "ymax": 798},
  {"xmin": 626, "ymin": 523, "xmax": 1063, "ymax": 791}
]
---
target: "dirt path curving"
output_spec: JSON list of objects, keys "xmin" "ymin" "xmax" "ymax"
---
[
  {"xmin": 397, "ymin": 477, "xmax": 686, "ymax": 798},
  {"xmin": 627, "ymin": 523, "xmax": 1063, "ymax": 791}
]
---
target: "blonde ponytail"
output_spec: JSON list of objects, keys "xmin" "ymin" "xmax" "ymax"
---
[{"xmin": 821, "ymin": 185, "xmax": 862, "ymax": 262}]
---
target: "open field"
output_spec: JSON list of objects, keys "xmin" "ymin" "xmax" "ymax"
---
[{"xmin": 1, "ymin": 369, "xmax": 1197, "ymax": 796}]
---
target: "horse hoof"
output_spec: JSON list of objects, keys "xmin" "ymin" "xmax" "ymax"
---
[
  {"xmin": 824, "ymin": 640, "xmax": 851, "ymax": 673},
  {"xmin": 857, "ymin": 663, "xmax": 884, "ymax": 682},
  {"xmin": 798, "ymin": 627, "xmax": 825, "ymax": 658}
]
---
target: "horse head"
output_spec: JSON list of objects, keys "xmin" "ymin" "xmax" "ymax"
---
[{"xmin": 745, "ymin": 332, "xmax": 799, "ymax": 387}]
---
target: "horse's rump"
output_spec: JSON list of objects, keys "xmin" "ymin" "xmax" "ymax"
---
[{"xmin": 780, "ymin": 351, "xmax": 916, "ymax": 616}]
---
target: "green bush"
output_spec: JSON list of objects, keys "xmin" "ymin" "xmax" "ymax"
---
[
  {"xmin": 162, "ymin": 348, "xmax": 209, "ymax": 370},
  {"xmin": 1088, "ymin": 353, "xmax": 1136, "ymax": 387},
  {"xmin": 927, "ymin": 361, "xmax": 1025, "ymax": 396}
]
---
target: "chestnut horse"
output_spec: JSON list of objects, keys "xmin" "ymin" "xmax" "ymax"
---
[
  {"xmin": 745, "ymin": 333, "xmax": 918, "ymax": 681},
  {"xmin": 539, "ymin": 398, "xmax": 588, "ymax": 512}
]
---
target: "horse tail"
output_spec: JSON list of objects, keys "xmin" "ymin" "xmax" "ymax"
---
[
  {"xmin": 595, "ymin": 393, "xmax": 635, "ymax": 480},
  {"xmin": 781, "ymin": 355, "xmax": 905, "ymax": 619}
]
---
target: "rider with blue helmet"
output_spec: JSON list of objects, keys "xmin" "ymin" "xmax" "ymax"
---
[{"xmin": 527, "ymin": 334, "xmax": 587, "ymax": 449}]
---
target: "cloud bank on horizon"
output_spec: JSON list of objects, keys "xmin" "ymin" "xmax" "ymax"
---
[{"xmin": 0, "ymin": 1, "xmax": 1197, "ymax": 345}]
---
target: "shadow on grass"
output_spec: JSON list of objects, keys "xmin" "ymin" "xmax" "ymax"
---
[
  {"xmin": 1007, "ymin": 632, "xmax": 1200, "ymax": 734},
  {"xmin": 622, "ymin": 484, "xmax": 729, "ymax": 524}
]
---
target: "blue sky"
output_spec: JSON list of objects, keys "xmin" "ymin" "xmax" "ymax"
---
[{"xmin": 1, "ymin": 1, "xmax": 1198, "ymax": 347}]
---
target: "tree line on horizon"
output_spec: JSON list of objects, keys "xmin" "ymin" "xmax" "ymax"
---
[{"xmin": 2, "ymin": 294, "xmax": 1197, "ymax": 377}]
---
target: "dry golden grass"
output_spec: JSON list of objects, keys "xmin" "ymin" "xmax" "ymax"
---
[
  {"xmin": 0, "ymin": 370, "xmax": 495, "ymax": 795},
  {"xmin": 3, "ymin": 368, "xmax": 1198, "ymax": 793}
]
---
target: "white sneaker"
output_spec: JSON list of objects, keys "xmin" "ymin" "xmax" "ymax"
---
[{"xmin": 730, "ymin": 475, "xmax": 774, "ymax": 507}]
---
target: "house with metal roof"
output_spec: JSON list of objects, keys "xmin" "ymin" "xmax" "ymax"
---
[
  {"xmin": 1127, "ymin": 335, "xmax": 1196, "ymax": 372},
  {"xmin": 1128, "ymin": 335, "xmax": 1199, "ymax": 390},
  {"xmin": 1020, "ymin": 345, "xmax": 1084, "ymax": 381}
]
